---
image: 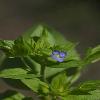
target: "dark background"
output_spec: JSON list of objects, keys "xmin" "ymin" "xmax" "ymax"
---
[{"xmin": 0, "ymin": 0, "xmax": 100, "ymax": 93}]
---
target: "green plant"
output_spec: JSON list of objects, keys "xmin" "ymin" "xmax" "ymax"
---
[{"xmin": 0, "ymin": 24, "xmax": 100, "ymax": 100}]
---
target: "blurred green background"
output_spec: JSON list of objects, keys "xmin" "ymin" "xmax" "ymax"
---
[{"xmin": 0, "ymin": 0, "xmax": 100, "ymax": 94}]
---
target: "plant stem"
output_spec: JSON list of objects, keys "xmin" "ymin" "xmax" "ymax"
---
[
  {"xmin": 40, "ymin": 95, "xmax": 52, "ymax": 100},
  {"xmin": 40, "ymin": 65, "xmax": 46, "ymax": 82}
]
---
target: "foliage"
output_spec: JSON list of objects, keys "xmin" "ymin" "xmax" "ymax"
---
[{"xmin": 0, "ymin": 24, "xmax": 100, "ymax": 100}]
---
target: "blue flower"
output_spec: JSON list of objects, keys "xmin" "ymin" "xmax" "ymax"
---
[{"xmin": 51, "ymin": 50, "xmax": 67, "ymax": 62}]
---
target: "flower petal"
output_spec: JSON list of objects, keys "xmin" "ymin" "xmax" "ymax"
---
[
  {"xmin": 51, "ymin": 54, "xmax": 64, "ymax": 62},
  {"xmin": 52, "ymin": 50, "xmax": 60, "ymax": 55},
  {"xmin": 59, "ymin": 52, "xmax": 66, "ymax": 58}
]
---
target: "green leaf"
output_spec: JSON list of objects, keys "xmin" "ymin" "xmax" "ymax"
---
[
  {"xmin": 0, "ymin": 68, "xmax": 39, "ymax": 79},
  {"xmin": 20, "ymin": 25, "xmax": 56, "ymax": 60},
  {"xmin": 0, "ymin": 56, "xmax": 40, "ymax": 74},
  {"xmin": 22, "ymin": 24, "xmax": 55, "ymax": 46},
  {"xmin": 38, "ymin": 82, "xmax": 50, "ymax": 95},
  {"xmin": 34, "ymin": 29, "xmax": 51, "ymax": 52},
  {"xmin": 22, "ymin": 24, "xmax": 67, "ymax": 46},
  {"xmin": 3, "ymin": 93, "xmax": 24, "ymax": 100},
  {"xmin": 21, "ymin": 78, "xmax": 40, "ymax": 92},
  {"xmin": 65, "ymin": 68, "xmax": 81, "ymax": 85},
  {"xmin": 0, "ymin": 37, "xmax": 34, "ymax": 57},
  {"xmin": 83, "ymin": 45, "xmax": 100, "ymax": 65},
  {"xmin": 45, "ymin": 67, "xmax": 80, "ymax": 86},
  {"xmin": 43, "ymin": 24, "xmax": 66, "ymax": 45},
  {"xmin": 62, "ymin": 90, "xmax": 100, "ymax": 100},
  {"xmin": 45, "ymin": 67, "xmax": 66, "ymax": 78},
  {"xmin": 22, "ymin": 56, "xmax": 41, "ymax": 74},
  {"xmin": 50, "ymin": 73, "xmax": 68, "ymax": 96},
  {"xmin": 13, "ymin": 37, "xmax": 34, "ymax": 56},
  {"xmin": 21, "ymin": 78, "xmax": 48, "ymax": 93},
  {"xmin": 0, "ymin": 40, "xmax": 14, "ymax": 56},
  {"xmin": 0, "ymin": 91, "xmax": 25, "ymax": 100},
  {"xmin": 0, "ymin": 68, "xmax": 27, "ymax": 75},
  {"xmin": 70, "ymin": 80, "xmax": 100, "ymax": 95},
  {"xmin": 0, "ymin": 40, "xmax": 14, "ymax": 48},
  {"xmin": 77, "ymin": 80, "xmax": 100, "ymax": 92},
  {"xmin": 47, "ymin": 60, "xmax": 80, "ymax": 68}
]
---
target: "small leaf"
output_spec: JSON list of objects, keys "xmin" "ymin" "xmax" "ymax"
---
[
  {"xmin": 38, "ymin": 82, "xmax": 50, "ymax": 95},
  {"xmin": 0, "ymin": 40, "xmax": 14, "ymax": 56},
  {"xmin": 50, "ymin": 73, "xmax": 68, "ymax": 96},
  {"xmin": 83, "ymin": 45, "xmax": 100, "ymax": 65},
  {"xmin": 34, "ymin": 29, "xmax": 51, "ymax": 52},
  {"xmin": 0, "ymin": 40, "xmax": 14, "ymax": 49}
]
